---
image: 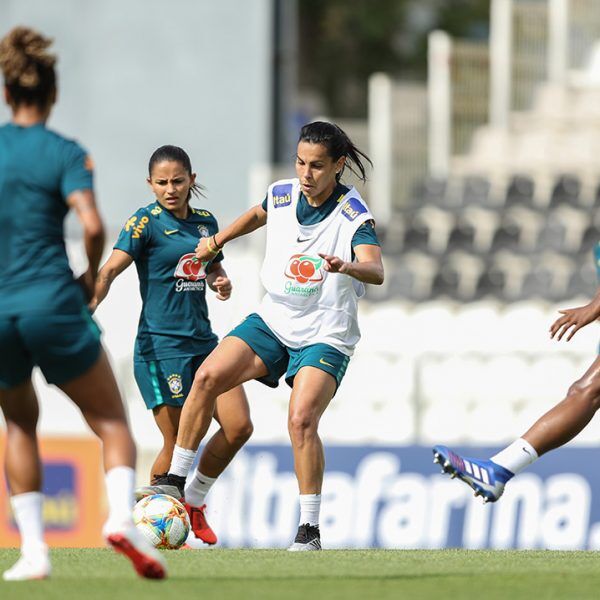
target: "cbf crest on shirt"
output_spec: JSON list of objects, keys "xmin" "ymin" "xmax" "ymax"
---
[{"xmin": 114, "ymin": 201, "xmax": 222, "ymax": 361}]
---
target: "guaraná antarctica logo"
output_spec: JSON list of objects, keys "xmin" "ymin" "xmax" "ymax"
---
[
  {"xmin": 284, "ymin": 254, "xmax": 324, "ymax": 296},
  {"xmin": 174, "ymin": 253, "xmax": 207, "ymax": 282},
  {"xmin": 173, "ymin": 253, "xmax": 207, "ymax": 292}
]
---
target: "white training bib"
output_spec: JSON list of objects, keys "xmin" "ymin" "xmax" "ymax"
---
[{"xmin": 256, "ymin": 178, "xmax": 374, "ymax": 355}]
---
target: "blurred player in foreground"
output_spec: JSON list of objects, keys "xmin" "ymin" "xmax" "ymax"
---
[
  {"xmin": 434, "ymin": 285, "xmax": 600, "ymax": 502},
  {"xmin": 91, "ymin": 145, "xmax": 253, "ymax": 545},
  {"xmin": 0, "ymin": 27, "xmax": 165, "ymax": 580},
  {"xmin": 146, "ymin": 121, "xmax": 384, "ymax": 550}
]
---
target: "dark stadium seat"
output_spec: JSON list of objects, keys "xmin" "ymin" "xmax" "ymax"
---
[
  {"xmin": 550, "ymin": 175, "xmax": 581, "ymax": 208},
  {"xmin": 505, "ymin": 175, "xmax": 535, "ymax": 208}
]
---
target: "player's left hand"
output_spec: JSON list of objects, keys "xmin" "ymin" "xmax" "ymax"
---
[
  {"xmin": 211, "ymin": 275, "xmax": 232, "ymax": 301},
  {"xmin": 318, "ymin": 253, "xmax": 349, "ymax": 274},
  {"xmin": 550, "ymin": 302, "xmax": 600, "ymax": 341}
]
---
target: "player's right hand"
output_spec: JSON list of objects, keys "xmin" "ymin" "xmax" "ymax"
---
[
  {"xmin": 195, "ymin": 237, "xmax": 211, "ymax": 261},
  {"xmin": 550, "ymin": 302, "xmax": 600, "ymax": 341}
]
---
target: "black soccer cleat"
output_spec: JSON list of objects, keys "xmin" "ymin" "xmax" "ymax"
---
[
  {"xmin": 134, "ymin": 472, "xmax": 186, "ymax": 501},
  {"xmin": 287, "ymin": 523, "xmax": 322, "ymax": 551}
]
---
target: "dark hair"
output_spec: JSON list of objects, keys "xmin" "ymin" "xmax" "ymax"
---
[
  {"xmin": 148, "ymin": 145, "xmax": 204, "ymax": 200},
  {"xmin": 0, "ymin": 27, "xmax": 57, "ymax": 109},
  {"xmin": 298, "ymin": 121, "xmax": 373, "ymax": 183}
]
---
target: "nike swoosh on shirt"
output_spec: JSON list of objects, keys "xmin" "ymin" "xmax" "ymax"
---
[
  {"xmin": 319, "ymin": 358, "xmax": 335, "ymax": 368},
  {"xmin": 297, "ymin": 236, "xmax": 311, "ymax": 243},
  {"xmin": 164, "ymin": 229, "xmax": 179, "ymax": 235}
]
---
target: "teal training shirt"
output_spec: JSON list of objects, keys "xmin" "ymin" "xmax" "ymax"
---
[
  {"xmin": 114, "ymin": 201, "xmax": 222, "ymax": 361},
  {"xmin": 0, "ymin": 122, "xmax": 93, "ymax": 315},
  {"xmin": 261, "ymin": 183, "xmax": 380, "ymax": 252}
]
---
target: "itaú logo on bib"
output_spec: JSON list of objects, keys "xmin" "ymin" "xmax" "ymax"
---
[
  {"xmin": 284, "ymin": 254, "xmax": 324, "ymax": 296},
  {"xmin": 174, "ymin": 253, "xmax": 207, "ymax": 282}
]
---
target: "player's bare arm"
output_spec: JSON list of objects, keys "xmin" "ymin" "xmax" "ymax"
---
[
  {"xmin": 206, "ymin": 262, "xmax": 232, "ymax": 301},
  {"xmin": 67, "ymin": 189, "xmax": 106, "ymax": 296},
  {"xmin": 195, "ymin": 204, "xmax": 267, "ymax": 261},
  {"xmin": 550, "ymin": 286, "xmax": 600, "ymax": 341},
  {"xmin": 89, "ymin": 249, "xmax": 134, "ymax": 312},
  {"xmin": 318, "ymin": 243, "xmax": 384, "ymax": 285}
]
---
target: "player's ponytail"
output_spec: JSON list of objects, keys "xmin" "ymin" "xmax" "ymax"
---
[
  {"xmin": 0, "ymin": 27, "xmax": 56, "ymax": 109},
  {"xmin": 148, "ymin": 145, "xmax": 205, "ymax": 200},
  {"xmin": 298, "ymin": 121, "xmax": 373, "ymax": 183}
]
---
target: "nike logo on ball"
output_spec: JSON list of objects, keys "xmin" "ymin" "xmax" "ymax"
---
[{"xmin": 164, "ymin": 229, "xmax": 179, "ymax": 235}]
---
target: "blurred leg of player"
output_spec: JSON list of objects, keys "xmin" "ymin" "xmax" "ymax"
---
[
  {"xmin": 58, "ymin": 350, "xmax": 166, "ymax": 578},
  {"xmin": 286, "ymin": 367, "xmax": 335, "ymax": 551},
  {"xmin": 0, "ymin": 380, "xmax": 50, "ymax": 580},
  {"xmin": 433, "ymin": 356, "xmax": 600, "ymax": 502},
  {"xmin": 183, "ymin": 385, "xmax": 253, "ymax": 545}
]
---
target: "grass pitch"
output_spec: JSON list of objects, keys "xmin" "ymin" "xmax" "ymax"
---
[{"xmin": 1, "ymin": 548, "xmax": 600, "ymax": 599}]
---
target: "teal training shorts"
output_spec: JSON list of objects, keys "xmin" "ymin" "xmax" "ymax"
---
[
  {"xmin": 227, "ymin": 313, "xmax": 350, "ymax": 390},
  {"xmin": 0, "ymin": 308, "xmax": 102, "ymax": 389},
  {"xmin": 134, "ymin": 352, "xmax": 214, "ymax": 411}
]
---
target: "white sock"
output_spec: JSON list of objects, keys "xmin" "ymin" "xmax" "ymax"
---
[
  {"xmin": 105, "ymin": 466, "xmax": 135, "ymax": 529},
  {"xmin": 491, "ymin": 438, "xmax": 539, "ymax": 475},
  {"xmin": 10, "ymin": 492, "xmax": 47, "ymax": 557},
  {"xmin": 299, "ymin": 494, "xmax": 321, "ymax": 527},
  {"xmin": 184, "ymin": 471, "xmax": 217, "ymax": 507},
  {"xmin": 170, "ymin": 446, "xmax": 197, "ymax": 478}
]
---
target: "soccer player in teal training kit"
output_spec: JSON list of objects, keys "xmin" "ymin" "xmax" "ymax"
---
[
  {"xmin": 0, "ymin": 27, "xmax": 165, "ymax": 580},
  {"xmin": 434, "ymin": 248, "xmax": 600, "ymax": 502},
  {"xmin": 146, "ymin": 122, "xmax": 385, "ymax": 551},
  {"xmin": 91, "ymin": 145, "xmax": 252, "ymax": 545}
]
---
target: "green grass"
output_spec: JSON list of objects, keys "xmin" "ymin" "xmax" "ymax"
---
[{"xmin": 2, "ymin": 548, "xmax": 600, "ymax": 599}]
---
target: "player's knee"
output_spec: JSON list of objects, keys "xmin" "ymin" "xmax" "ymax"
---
[
  {"xmin": 192, "ymin": 365, "xmax": 223, "ymax": 395},
  {"xmin": 288, "ymin": 411, "xmax": 317, "ymax": 441},
  {"xmin": 567, "ymin": 379, "xmax": 600, "ymax": 411}
]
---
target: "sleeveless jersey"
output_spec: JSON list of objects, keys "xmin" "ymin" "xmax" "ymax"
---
[{"xmin": 257, "ymin": 178, "xmax": 373, "ymax": 355}]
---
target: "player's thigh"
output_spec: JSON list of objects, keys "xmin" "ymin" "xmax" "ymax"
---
[
  {"xmin": 288, "ymin": 366, "xmax": 337, "ymax": 426},
  {"xmin": 286, "ymin": 343, "xmax": 350, "ymax": 394},
  {"xmin": 17, "ymin": 310, "xmax": 102, "ymax": 388},
  {"xmin": 197, "ymin": 336, "xmax": 270, "ymax": 390},
  {"xmin": 58, "ymin": 349, "xmax": 126, "ymax": 421},
  {"xmin": 0, "ymin": 315, "xmax": 34, "ymax": 390},
  {"xmin": 225, "ymin": 313, "xmax": 289, "ymax": 388},
  {"xmin": 0, "ymin": 378, "xmax": 39, "ymax": 428}
]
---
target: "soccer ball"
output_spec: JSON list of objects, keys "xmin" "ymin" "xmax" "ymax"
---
[{"xmin": 132, "ymin": 494, "xmax": 190, "ymax": 549}]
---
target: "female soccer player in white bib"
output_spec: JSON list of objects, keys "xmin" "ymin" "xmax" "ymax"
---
[{"xmin": 146, "ymin": 121, "xmax": 384, "ymax": 550}]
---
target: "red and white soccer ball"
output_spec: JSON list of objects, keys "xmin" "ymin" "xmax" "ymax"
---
[{"xmin": 133, "ymin": 494, "xmax": 190, "ymax": 550}]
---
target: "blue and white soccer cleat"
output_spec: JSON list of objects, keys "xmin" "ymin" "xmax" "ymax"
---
[{"xmin": 432, "ymin": 445, "xmax": 514, "ymax": 503}]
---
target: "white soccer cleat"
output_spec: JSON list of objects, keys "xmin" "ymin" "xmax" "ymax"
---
[
  {"xmin": 287, "ymin": 524, "xmax": 322, "ymax": 552},
  {"xmin": 2, "ymin": 552, "xmax": 51, "ymax": 581},
  {"xmin": 104, "ymin": 522, "xmax": 167, "ymax": 580}
]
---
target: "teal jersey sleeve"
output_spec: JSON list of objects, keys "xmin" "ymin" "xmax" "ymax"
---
[
  {"xmin": 261, "ymin": 196, "xmax": 268, "ymax": 212},
  {"xmin": 60, "ymin": 141, "xmax": 93, "ymax": 199},
  {"xmin": 113, "ymin": 208, "xmax": 151, "ymax": 260},
  {"xmin": 351, "ymin": 220, "xmax": 380, "ymax": 248}
]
